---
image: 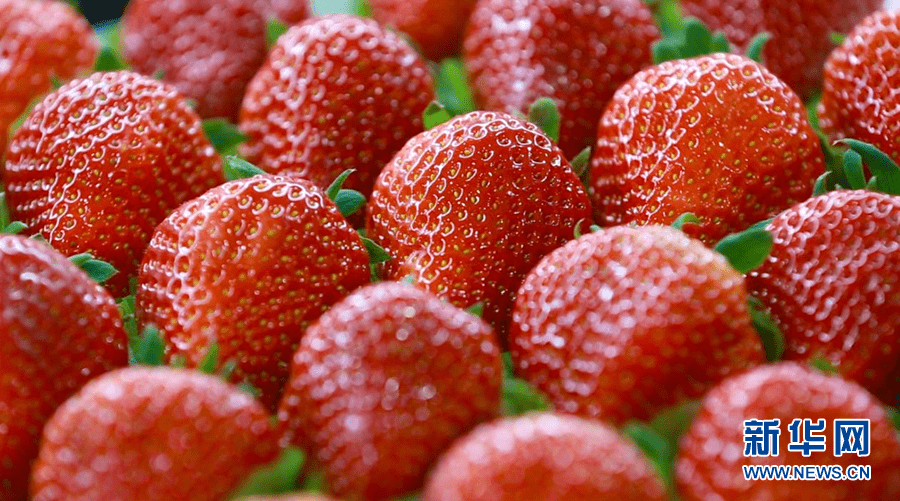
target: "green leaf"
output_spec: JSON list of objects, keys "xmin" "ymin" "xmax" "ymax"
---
[
  {"xmin": 118, "ymin": 294, "xmax": 139, "ymax": 347},
  {"xmin": 888, "ymin": 408, "xmax": 900, "ymax": 431},
  {"xmin": 218, "ymin": 359, "xmax": 238, "ymax": 380},
  {"xmin": 423, "ymin": 101, "xmax": 452, "ymax": 130},
  {"xmin": 747, "ymin": 217, "xmax": 774, "ymax": 232},
  {"xmin": 502, "ymin": 376, "xmax": 551, "ymax": 415},
  {"xmin": 647, "ymin": 0, "xmax": 684, "ymax": 38},
  {"xmin": 300, "ymin": 469, "xmax": 328, "ymax": 491},
  {"xmin": 93, "ymin": 20, "xmax": 127, "ymax": 72},
  {"xmin": 238, "ymin": 381, "xmax": 261, "ymax": 398},
  {"xmin": 682, "ymin": 18, "xmax": 714, "ymax": 58},
  {"xmin": 746, "ymin": 33, "xmax": 771, "ymax": 63},
  {"xmin": 466, "ymin": 302, "xmax": 484, "ymax": 318},
  {"xmin": 199, "ymin": 343, "xmax": 220, "ymax": 374},
  {"xmin": 810, "ymin": 356, "xmax": 840, "ymax": 375},
  {"xmin": 842, "ymin": 149, "xmax": 866, "ymax": 189},
  {"xmin": 203, "ymin": 119, "xmax": 247, "ymax": 155},
  {"xmin": 812, "ymin": 171, "xmax": 830, "ymax": 196},
  {"xmin": 651, "ymin": 41, "xmax": 681, "ymax": 65},
  {"xmin": 830, "ymin": 31, "xmax": 847, "ymax": 45},
  {"xmin": 131, "ymin": 324, "xmax": 165, "ymax": 366},
  {"xmin": 355, "ymin": 0, "xmax": 372, "ymax": 17},
  {"xmin": 230, "ymin": 447, "xmax": 306, "ymax": 498},
  {"xmin": 93, "ymin": 46, "xmax": 127, "ymax": 72},
  {"xmin": 2, "ymin": 221, "xmax": 27, "ymax": 235},
  {"xmin": 49, "ymin": 75, "xmax": 64, "ymax": 90},
  {"xmin": 326, "ymin": 169, "xmax": 355, "ymax": 200},
  {"xmin": 527, "ymin": 97, "xmax": 561, "ymax": 143},
  {"xmin": 713, "ymin": 227, "xmax": 773, "ymax": 274},
  {"xmin": 671, "ymin": 213, "xmax": 699, "ymax": 231},
  {"xmin": 0, "ymin": 189, "xmax": 9, "ymax": 230},
  {"xmin": 623, "ymin": 423, "xmax": 673, "ymax": 486},
  {"xmin": 570, "ymin": 147, "xmax": 592, "ymax": 188},
  {"xmin": 747, "ymin": 296, "xmax": 785, "ymax": 362},
  {"xmin": 334, "ymin": 189, "xmax": 366, "ymax": 218},
  {"xmin": 68, "ymin": 253, "xmax": 118, "ymax": 284},
  {"xmin": 710, "ymin": 32, "xmax": 730, "ymax": 53},
  {"xmin": 361, "ymin": 236, "xmax": 391, "ymax": 265},
  {"xmin": 432, "ymin": 58, "xmax": 476, "ymax": 116},
  {"xmin": 266, "ymin": 18, "xmax": 289, "ymax": 48},
  {"xmin": 837, "ymin": 139, "xmax": 900, "ymax": 195},
  {"xmin": 224, "ymin": 156, "xmax": 266, "ymax": 181}
]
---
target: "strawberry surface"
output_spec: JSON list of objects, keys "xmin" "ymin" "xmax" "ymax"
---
[
  {"xmin": 278, "ymin": 282, "xmax": 503, "ymax": 501},
  {"xmin": 4, "ymin": 71, "xmax": 225, "ymax": 296},
  {"xmin": 591, "ymin": 53, "xmax": 825, "ymax": 244},
  {"xmin": 136, "ymin": 175, "xmax": 370, "ymax": 411},
  {"xmin": 510, "ymin": 225, "xmax": 765, "ymax": 425},
  {"xmin": 368, "ymin": 0, "xmax": 477, "ymax": 61},
  {"xmin": 367, "ymin": 111, "xmax": 592, "ymax": 338},
  {"xmin": 0, "ymin": 235, "xmax": 127, "ymax": 501}
]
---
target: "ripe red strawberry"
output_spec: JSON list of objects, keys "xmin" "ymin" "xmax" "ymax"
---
[
  {"xmin": 239, "ymin": 15, "xmax": 435, "ymax": 200},
  {"xmin": 4, "ymin": 71, "xmax": 225, "ymax": 296},
  {"xmin": 819, "ymin": 10, "xmax": 900, "ymax": 164},
  {"xmin": 136, "ymin": 174, "xmax": 371, "ymax": 411},
  {"xmin": 368, "ymin": 0, "xmax": 477, "ymax": 61},
  {"xmin": 262, "ymin": 0, "xmax": 312, "ymax": 26},
  {"xmin": 675, "ymin": 362, "xmax": 900, "ymax": 500},
  {"xmin": 278, "ymin": 281, "xmax": 503, "ymax": 501},
  {"xmin": 746, "ymin": 190, "xmax": 900, "ymax": 405},
  {"xmin": 122, "ymin": 0, "xmax": 268, "ymax": 120},
  {"xmin": 591, "ymin": 53, "xmax": 825, "ymax": 245},
  {"xmin": 30, "ymin": 366, "xmax": 279, "ymax": 501},
  {"xmin": 0, "ymin": 235, "xmax": 127, "ymax": 501},
  {"xmin": 423, "ymin": 413, "xmax": 667, "ymax": 501},
  {"xmin": 464, "ymin": 0, "xmax": 659, "ymax": 158},
  {"xmin": 0, "ymin": 0, "xmax": 98, "ymax": 157},
  {"xmin": 367, "ymin": 111, "xmax": 592, "ymax": 336},
  {"xmin": 510, "ymin": 225, "xmax": 765, "ymax": 425},
  {"xmin": 680, "ymin": 0, "xmax": 881, "ymax": 100}
]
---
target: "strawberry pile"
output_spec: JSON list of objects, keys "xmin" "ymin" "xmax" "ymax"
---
[{"xmin": 1, "ymin": 0, "xmax": 899, "ymax": 500}]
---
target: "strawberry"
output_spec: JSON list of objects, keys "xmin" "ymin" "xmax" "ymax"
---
[
  {"xmin": 463, "ymin": 0, "xmax": 659, "ymax": 158},
  {"xmin": 136, "ymin": 174, "xmax": 371, "ymax": 411},
  {"xmin": 366, "ymin": 111, "xmax": 592, "ymax": 336},
  {"xmin": 819, "ymin": 10, "xmax": 900, "ymax": 164},
  {"xmin": 262, "ymin": 0, "xmax": 312, "ymax": 26},
  {"xmin": 0, "ymin": 0, "xmax": 98, "ymax": 157},
  {"xmin": 680, "ymin": 0, "xmax": 881, "ymax": 100},
  {"xmin": 4, "ymin": 71, "xmax": 225, "ymax": 296},
  {"xmin": 239, "ymin": 15, "xmax": 435, "ymax": 201},
  {"xmin": 591, "ymin": 53, "xmax": 825, "ymax": 245},
  {"xmin": 367, "ymin": 0, "xmax": 477, "ymax": 61},
  {"xmin": 277, "ymin": 281, "xmax": 503, "ymax": 501},
  {"xmin": 0, "ymin": 235, "xmax": 127, "ymax": 501},
  {"xmin": 122, "ymin": 0, "xmax": 269, "ymax": 120},
  {"xmin": 675, "ymin": 362, "xmax": 900, "ymax": 500},
  {"xmin": 422, "ymin": 413, "xmax": 667, "ymax": 501},
  {"xmin": 746, "ymin": 190, "xmax": 900, "ymax": 405},
  {"xmin": 510, "ymin": 225, "xmax": 765, "ymax": 425},
  {"xmin": 30, "ymin": 366, "xmax": 279, "ymax": 501}
]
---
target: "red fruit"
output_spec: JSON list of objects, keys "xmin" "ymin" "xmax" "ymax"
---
[
  {"xmin": 591, "ymin": 53, "xmax": 825, "ymax": 245},
  {"xmin": 676, "ymin": 362, "xmax": 900, "ymax": 500},
  {"xmin": 681, "ymin": 0, "xmax": 881, "ymax": 100},
  {"xmin": 368, "ymin": 0, "xmax": 477, "ymax": 61},
  {"xmin": 239, "ymin": 15, "xmax": 435, "ymax": 200},
  {"xmin": 510, "ymin": 225, "xmax": 765, "ymax": 425},
  {"xmin": 367, "ymin": 111, "xmax": 592, "ymax": 336},
  {"xmin": 278, "ymin": 282, "xmax": 503, "ymax": 501},
  {"xmin": 136, "ymin": 175, "xmax": 370, "ymax": 411},
  {"xmin": 746, "ymin": 190, "xmax": 900, "ymax": 405},
  {"xmin": 0, "ymin": 0, "xmax": 97, "ymax": 157},
  {"xmin": 122, "ymin": 0, "xmax": 268, "ymax": 120},
  {"xmin": 819, "ymin": 10, "xmax": 900, "ymax": 164},
  {"xmin": 261, "ymin": 0, "xmax": 312, "ymax": 26},
  {"xmin": 0, "ymin": 235, "xmax": 127, "ymax": 501},
  {"xmin": 423, "ymin": 413, "xmax": 667, "ymax": 501},
  {"xmin": 4, "ymin": 71, "xmax": 225, "ymax": 296},
  {"xmin": 30, "ymin": 367, "xmax": 279, "ymax": 501},
  {"xmin": 464, "ymin": 0, "xmax": 659, "ymax": 158}
]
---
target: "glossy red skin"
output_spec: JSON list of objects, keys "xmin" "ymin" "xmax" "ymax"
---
[
  {"xmin": 262, "ymin": 0, "xmax": 312, "ymax": 25},
  {"xmin": 464, "ymin": 0, "xmax": 659, "ymax": 158},
  {"xmin": 239, "ymin": 15, "xmax": 435, "ymax": 201},
  {"xmin": 681, "ymin": 0, "xmax": 881, "ymax": 100},
  {"xmin": 0, "ymin": 0, "xmax": 97, "ymax": 158},
  {"xmin": 367, "ymin": 111, "xmax": 592, "ymax": 338},
  {"xmin": 510, "ymin": 225, "xmax": 764, "ymax": 425},
  {"xmin": 30, "ymin": 367, "xmax": 279, "ymax": 501},
  {"xmin": 819, "ymin": 10, "xmax": 900, "ymax": 164},
  {"xmin": 423, "ymin": 413, "xmax": 667, "ymax": 501},
  {"xmin": 136, "ymin": 175, "xmax": 370, "ymax": 411},
  {"xmin": 368, "ymin": 0, "xmax": 477, "ymax": 61},
  {"xmin": 0, "ymin": 235, "xmax": 127, "ymax": 501},
  {"xmin": 676, "ymin": 362, "xmax": 900, "ymax": 500},
  {"xmin": 4, "ymin": 71, "xmax": 224, "ymax": 296},
  {"xmin": 746, "ymin": 190, "xmax": 900, "ymax": 406},
  {"xmin": 122, "ymin": 0, "xmax": 268, "ymax": 120},
  {"xmin": 278, "ymin": 282, "xmax": 503, "ymax": 501},
  {"xmin": 591, "ymin": 53, "xmax": 825, "ymax": 245}
]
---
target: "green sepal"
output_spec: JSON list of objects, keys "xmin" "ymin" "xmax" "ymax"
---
[
  {"xmin": 645, "ymin": 0, "xmax": 684, "ymax": 38},
  {"xmin": 623, "ymin": 400, "xmax": 701, "ymax": 493},
  {"xmin": 589, "ymin": 224, "xmax": 602, "ymax": 233},
  {"xmin": 199, "ymin": 343, "xmax": 220, "ymax": 374},
  {"xmin": 218, "ymin": 359, "xmax": 238, "ymax": 380},
  {"xmin": 571, "ymin": 147, "xmax": 592, "ymax": 188},
  {"xmin": 747, "ymin": 296, "xmax": 785, "ymax": 362},
  {"xmin": 812, "ymin": 171, "xmax": 830, "ymax": 196},
  {"xmin": 202, "ymin": 118, "xmax": 247, "ymax": 155},
  {"xmin": 842, "ymin": 149, "xmax": 866, "ymax": 190},
  {"xmin": 432, "ymin": 58, "xmax": 476, "ymax": 116},
  {"xmin": 746, "ymin": 33, "xmax": 771, "ymax": 63},
  {"xmin": 651, "ymin": 17, "xmax": 731, "ymax": 65},
  {"xmin": 423, "ymin": 101, "xmax": 452, "ymax": 130},
  {"xmin": 224, "ymin": 156, "xmax": 266, "ymax": 181},
  {"xmin": 362, "ymin": 237, "xmax": 391, "ymax": 265},
  {"xmin": 888, "ymin": 408, "xmax": 900, "ymax": 431},
  {"xmin": 810, "ymin": 356, "xmax": 840, "ymax": 375},
  {"xmin": 334, "ymin": 189, "xmax": 366, "ymax": 218},
  {"xmin": 713, "ymin": 227, "xmax": 773, "ymax": 274},
  {"xmin": 836, "ymin": 139, "xmax": 900, "ymax": 195},
  {"xmin": 118, "ymin": 294, "xmax": 139, "ymax": 347},
  {"xmin": 527, "ymin": 97, "xmax": 561, "ymax": 143},
  {"xmin": 747, "ymin": 217, "xmax": 774, "ymax": 232},
  {"xmin": 130, "ymin": 324, "xmax": 165, "ymax": 366},
  {"xmin": 355, "ymin": 0, "xmax": 372, "ymax": 17},
  {"xmin": 326, "ymin": 169, "xmax": 355, "ymax": 200},
  {"xmin": 400, "ymin": 274, "xmax": 417, "ymax": 285},
  {"xmin": 671, "ymin": 212, "xmax": 699, "ymax": 231},
  {"xmin": 502, "ymin": 376, "xmax": 551, "ymax": 415},
  {"xmin": 170, "ymin": 354, "xmax": 187, "ymax": 369},
  {"xmin": 830, "ymin": 31, "xmax": 847, "ymax": 45},
  {"xmin": 49, "ymin": 75, "xmax": 64, "ymax": 90},
  {"xmin": 93, "ymin": 46, "xmax": 127, "ymax": 72},
  {"xmin": 300, "ymin": 468, "xmax": 328, "ymax": 492},
  {"xmin": 266, "ymin": 18, "xmax": 289, "ymax": 48},
  {"xmin": 238, "ymin": 381, "xmax": 261, "ymax": 398},
  {"xmin": 2, "ymin": 221, "xmax": 27, "ymax": 235},
  {"xmin": 230, "ymin": 447, "xmax": 306, "ymax": 498},
  {"xmin": 93, "ymin": 21, "xmax": 127, "ymax": 72},
  {"xmin": 466, "ymin": 302, "xmax": 484, "ymax": 318},
  {"xmin": 69, "ymin": 253, "xmax": 118, "ymax": 284}
]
